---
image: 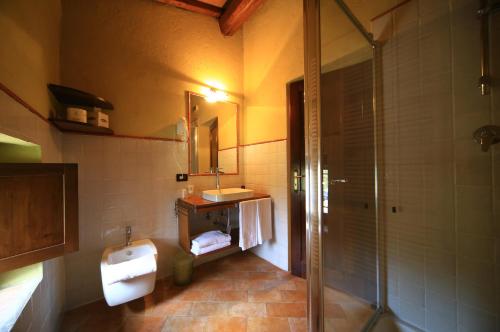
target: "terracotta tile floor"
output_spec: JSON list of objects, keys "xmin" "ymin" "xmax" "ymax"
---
[
  {"xmin": 61, "ymin": 252, "xmax": 373, "ymax": 332},
  {"xmin": 323, "ymin": 287, "xmax": 374, "ymax": 332},
  {"xmin": 61, "ymin": 252, "xmax": 307, "ymax": 332}
]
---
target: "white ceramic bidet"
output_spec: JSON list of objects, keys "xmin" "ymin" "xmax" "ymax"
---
[{"xmin": 100, "ymin": 239, "xmax": 158, "ymax": 306}]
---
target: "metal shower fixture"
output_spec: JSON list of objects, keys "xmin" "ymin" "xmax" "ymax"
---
[
  {"xmin": 473, "ymin": 125, "xmax": 500, "ymax": 151},
  {"xmin": 477, "ymin": 0, "xmax": 500, "ymax": 95}
]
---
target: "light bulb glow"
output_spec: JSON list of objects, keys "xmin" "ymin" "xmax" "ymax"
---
[{"xmin": 202, "ymin": 87, "xmax": 228, "ymax": 103}]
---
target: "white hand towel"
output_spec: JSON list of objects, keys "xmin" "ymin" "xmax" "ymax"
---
[
  {"xmin": 191, "ymin": 241, "xmax": 231, "ymax": 256},
  {"xmin": 104, "ymin": 254, "xmax": 156, "ymax": 285},
  {"xmin": 192, "ymin": 230, "xmax": 231, "ymax": 248},
  {"xmin": 191, "ymin": 234, "xmax": 231, "ymax": 252},
  {"xmin": 256, "ymin": 198, "xmax": 272, "ymax": 244},
  {"xmin": 239, "ymin": 199, "xmax": 259, "ymax": 250}
]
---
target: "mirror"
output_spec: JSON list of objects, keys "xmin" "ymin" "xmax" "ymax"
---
[{"xmin": 187, "ymin": 92, "xmax": 238, "ymax": 175}]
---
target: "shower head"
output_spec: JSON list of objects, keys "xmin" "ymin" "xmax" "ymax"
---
[{"xmin": 473, "ymin": 125, "xmax": 500, "ymax": 152}]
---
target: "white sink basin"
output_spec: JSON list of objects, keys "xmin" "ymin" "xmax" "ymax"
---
[
  {"xmin": 106, "ymin": 240, "xmax": 156, "ymax": 265},
  {"xmin": 101, "ymin": 239, "xmax": 158, "ymax": 306},
  {"xmin": 202, "ymin": 188, "xmax": 254, "ymax": 202}
]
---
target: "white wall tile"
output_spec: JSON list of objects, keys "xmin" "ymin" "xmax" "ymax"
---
[
  {"xmin": 1, "ymin": 92, "xmax": 65, "ymax": 331},
  {"xmin": 241, "ymin": 140, "xmax": 289, "ymax": 270},
  {"xmin": 375, "ymin": 0, "xmax": 499, "ymax": 329},
  {"xmin": 62, "ymin": 133, "xmax": 245, "ymax": 309}
]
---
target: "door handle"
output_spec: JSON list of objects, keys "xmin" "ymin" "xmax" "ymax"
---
[
  {"xmin": 330, "ymin": 178, "xmax": 348, "ymax": 184},
  {"xmin": 293, "ymin": 171, "xmax": 305, "ymax": 191}
]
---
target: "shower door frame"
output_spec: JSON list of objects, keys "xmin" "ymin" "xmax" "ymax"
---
[{"xmin": 303, "ymin": 0, "xmax": 385, "ymax": 330}]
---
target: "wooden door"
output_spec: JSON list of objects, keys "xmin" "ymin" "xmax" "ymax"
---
[
  {"xmin": 209, "ymin": 119, "xmax": 219, "ymax": 170},
  {"xmin": 0, "ymin": 163, "xmax": 78, "ymax": 272},
  {"xmin": 289, "ymin": 80, "xmax": 306, "ymax": 278}
]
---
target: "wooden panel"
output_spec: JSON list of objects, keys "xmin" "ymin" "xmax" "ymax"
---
[
  {"xmin": 64, "ymin": 164, "xmax": 79, "ymax": 253},
  {"xmin": 178, "ymin": 207, "xmax": 190, "ymax": 252},
  {"xmin": 155, "ymin": 0, "xmax": 223, "ymax": 17},
  {"xmin": 0, "ymin": 164, "xmax": 79, "ymax": 273},
  {"xmin": 0, "ymin": 173, "xmax": 64, "ymax": 258},
  {"xmin": 219, "ymin": 0, "xmax": 265, "ymax": 36},
  {"xmin": 198, "ymin": 0, "xmax": 227, "ymax": 7},
  {"xmin": 289, "ymin": 80, "xmax": 306, "ymax": 278}
]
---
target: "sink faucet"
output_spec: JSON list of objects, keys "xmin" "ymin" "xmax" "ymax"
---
[
  {"xmin": 125, "ymin": 226, "xmax": 132, "ymax": 246},
  {"xmin": 215, "ymin": 167, "xmax": 224, "ymax": 190}
]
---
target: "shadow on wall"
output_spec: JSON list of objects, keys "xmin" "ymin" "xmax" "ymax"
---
[
  {"xmin": 0, "ymin": 0, "xmax": 61, "ymax": 119},
  {"xmin": 60, "ymin": 0, "xmax": 243, "ymax": 139}
]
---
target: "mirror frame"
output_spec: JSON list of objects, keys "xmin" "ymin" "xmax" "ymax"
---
[{"xmin": 186, "ymin": 91, "xmax": 239, "ymax": 176}]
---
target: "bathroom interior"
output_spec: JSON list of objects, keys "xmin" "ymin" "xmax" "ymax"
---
[{"xmin": 0, "ymin": 0, "xmax": 499, "ymax": 331}]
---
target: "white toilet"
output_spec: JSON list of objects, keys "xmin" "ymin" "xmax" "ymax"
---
[{"xmin": 100, "ymin": 239, "xmax": 158, "ymax": 306}]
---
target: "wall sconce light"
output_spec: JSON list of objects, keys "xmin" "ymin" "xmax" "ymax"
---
[{"xmin": 202, "ymin": 87, "xmax": 228, "ymax": 103}]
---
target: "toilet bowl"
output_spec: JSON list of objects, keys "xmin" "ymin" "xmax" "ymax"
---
[{"xmin": 100, "ymin": 239, "xmax": 158, "ymax": 306}]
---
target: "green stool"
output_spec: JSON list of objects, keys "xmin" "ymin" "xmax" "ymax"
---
[{"xmin": 173, "ymin": 251, "xmax": 194, "ymax": 286}]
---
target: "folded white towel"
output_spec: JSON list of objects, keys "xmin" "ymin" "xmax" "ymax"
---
[
  {"xmin": 256, "ymin": 198, "xmax": 272, "ymax": 244},
  {"xmin": 191, "ymin": 241, "xmax": 231, "ymax": 256},
  {"xmin": 104, "ymin": 254, "xmax": 156, "ymax": 285},
  {"xmin": 192, "ymin": 230, "xmax": 231, "ymax": 249},
  {"xmin": 191, "ymin": 235, "xmax": 231, "ymax": 252},
  {"xmin": 239, "ymin": 199, "xmax": 259, "ymax": 250}
]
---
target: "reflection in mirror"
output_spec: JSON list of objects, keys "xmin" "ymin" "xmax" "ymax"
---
[{"xmin": 187, "ymin": 92, "xmax": 238, "ymax": 175}]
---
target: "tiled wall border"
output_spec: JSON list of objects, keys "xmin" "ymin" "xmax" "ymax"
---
[
  {"xmin": 0, "ymin": 82, "xmax": 50, "ymax": 125},
  {"xmin": 239, "ymin": 138, "xmax": 287, "ymax": 147},
  {"xmin": 0, "ymin": 82, "xmax": 289, "ymax": 148},
  {"xmin": 0, "ymin": 82, "xmax": 183, "ymax": 143}
]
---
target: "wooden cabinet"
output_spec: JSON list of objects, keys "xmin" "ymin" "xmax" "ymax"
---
[
  {"xmin": 0, "ymin": 163, "xmax": 78, "ymax": 273},
  {"xmin": 177, "ymin": 205, "xmax": 191, "ymax": 253},
  {"xmin": 176, "ymin": 193, "xmax": 270, "ymax": 258}
]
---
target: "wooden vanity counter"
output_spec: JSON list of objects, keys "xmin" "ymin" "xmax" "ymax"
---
[
  {"xmin": 176, "ymin": 193, "xmax": 271, "ymax": 257},
  {"xmin": 177, "ymin": 193, "xmax": 270, "ymax": 213}
]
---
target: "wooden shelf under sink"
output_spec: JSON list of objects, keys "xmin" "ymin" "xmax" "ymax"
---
[
  {"xmin": 177, "ymin": 193, "xmax": 270, "ymax": 213},
  {"xmin": 190, "ymin": 228, "xmax": 240, "ymax": 259},
  {"xmin": 193, "ymin": 244, "xmax": 240, "ymax": 259},
  {"xmin": 177, "ymin": 194, "xmax": 270, "ymax": 263}
]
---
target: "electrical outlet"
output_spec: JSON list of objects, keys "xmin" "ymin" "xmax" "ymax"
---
[{"xmin": 176, "ymin": 174, "xmax": 188, "ymax": 182}]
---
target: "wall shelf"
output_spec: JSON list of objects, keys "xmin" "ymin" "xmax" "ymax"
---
[
  {"xmin": 50, "ymin": 119, "xmax": 114, "ymax": 135},
  {"xmin": 47, "ymin": 84, "xmax": 114, "ymax": 110}
]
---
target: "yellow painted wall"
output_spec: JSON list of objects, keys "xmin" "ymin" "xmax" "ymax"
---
[
  {"xmin": 0, "ymin": 2, "xmax": 66, "ymax": 330},
  {"xmin": 0, "ymin": 0, "xmax": 61, "ymax": 118},
  {"xmin": 60, "ymin": 0, "xmax": 243, "ymax": 139},
  {"xmin": 241, "ymin": 0, "xmax": 403, "ymax": 145},
  {"xmin": 321, "ymin": 0, "xmax": 403, "ymax": 68},
  {"xmin": 242, "ymin": 0, "xmax": 304, "ymax": 145},
  {"xmin": 321, "ymin": 0, "xmax": 372, "ymax": 69}
]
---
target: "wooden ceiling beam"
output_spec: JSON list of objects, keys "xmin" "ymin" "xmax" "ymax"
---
[
  {"xmin": 156, "ymin": 0, "xmax": 223, "ymax": 18},
  {"xmin": 219, "ymin": 0, "xmax": 265, "ymax": 36}
]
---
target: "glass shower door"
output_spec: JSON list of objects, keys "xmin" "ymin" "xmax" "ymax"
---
[
  {"xmin": 319, "ymin": 1, "xmax": 378, "ymax": 330},
  {"xmin": 306, "ymin": 0, "xmax": 500, "ymax": 331}
]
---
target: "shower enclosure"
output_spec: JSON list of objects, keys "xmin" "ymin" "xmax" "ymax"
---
[{"xmin": 304, "ymin": 0, "xmax": 500, "ymax": 331}]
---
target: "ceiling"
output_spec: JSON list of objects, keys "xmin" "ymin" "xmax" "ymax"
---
[
  {"xmin": 198, "ymin": 0, "xmax": 228, "ymax": 7},
  {"xmin": 155, "ymin": 0, "xmax": 265, "ymax": 36}
]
